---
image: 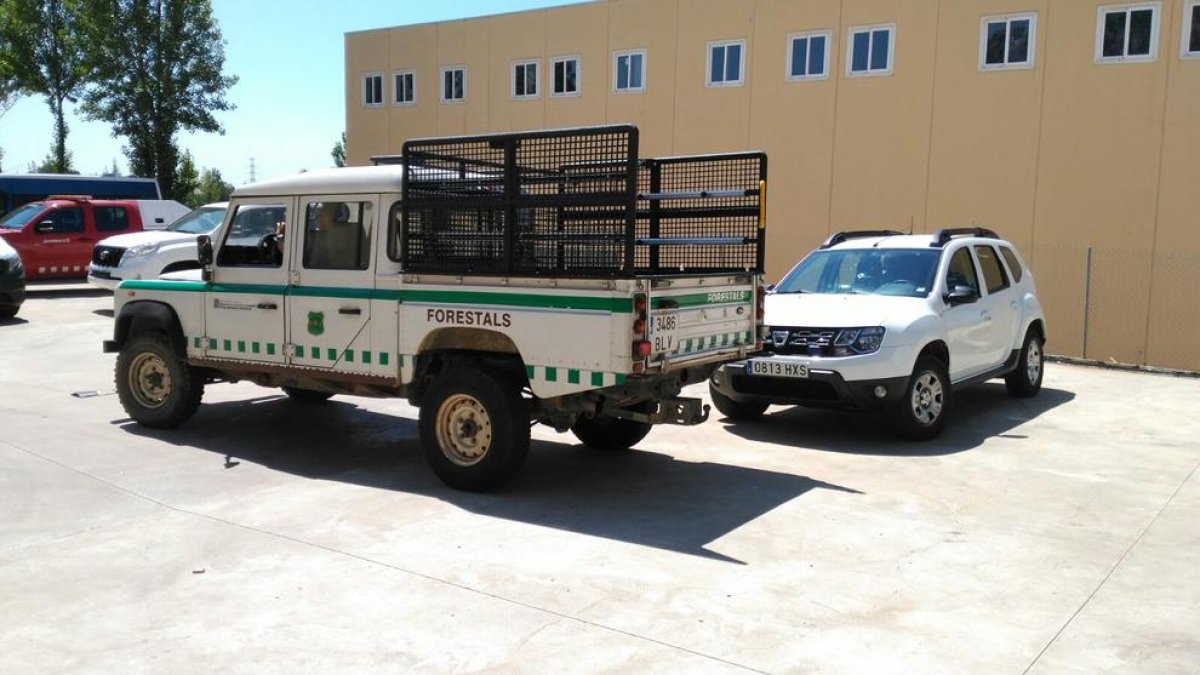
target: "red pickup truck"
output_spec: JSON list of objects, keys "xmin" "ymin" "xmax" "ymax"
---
[{"xmin": 0, "ymin": 196, "xmax": 188, "ymax": 280}]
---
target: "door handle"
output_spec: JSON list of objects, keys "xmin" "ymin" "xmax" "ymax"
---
[
  {"xmin": 257, "ymin": 302, "xmax": 278, "ymax": 310},
  {"xmin": 338, "ymin": 307, "xmax": 362, "ymax": 315},
  {"xmin": 981, "ymin": 310, "xmax": 992, "ymax": 321}
]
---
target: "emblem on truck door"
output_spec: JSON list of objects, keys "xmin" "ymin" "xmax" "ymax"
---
[{"xmin": 307, "ymin": 311, "xmax": 325, "ymax": 336}]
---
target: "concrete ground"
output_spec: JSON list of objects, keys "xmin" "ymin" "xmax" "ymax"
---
[{"xmin": 1, "ymin": 286, "xmax": 1197, "ymax": 674}]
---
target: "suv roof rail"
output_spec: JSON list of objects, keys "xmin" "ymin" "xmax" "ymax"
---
[
  {"xmin": 46, "ymin": 194, "xmax": 94, "ymax": 202},
  {"xmin": 930, "ymin": 227, "xmax": 998, "ymax": 247},
  {"xmin": 819, "ymin": 230, "xmax": 905, "ymax": 249}
]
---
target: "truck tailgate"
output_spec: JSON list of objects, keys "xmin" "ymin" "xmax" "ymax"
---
[{"xmin": 648, "ymin": 276, "xmax": 759, "ymax": 366}]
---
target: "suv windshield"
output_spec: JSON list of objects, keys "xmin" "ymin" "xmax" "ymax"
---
[
  {"xmin": 166, "ymin": 206, "xmax": 227, "ymax": 234},
  {"xmin": 776, "ymin": 248, "xmax": 941, "ymax": 298},
  {"xmin": 0, "ymin": 203, "xmax": 44, "ymax": 230}
]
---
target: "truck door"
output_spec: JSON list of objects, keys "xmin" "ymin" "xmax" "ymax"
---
[
  {"xmin": 30, "ymin": 205, "xmax": 87, "ymax": 276},
  {"xmin": 285, "ymin": 196, "xmax": 375, "ymax": 374},
  {"xmin": 202, "ymin": 199, "xmax": 292, "ymax": 364}
]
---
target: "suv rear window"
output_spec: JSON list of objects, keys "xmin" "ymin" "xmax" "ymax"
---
[
  {"xmin": 974, "ymin": 245, "xmax": 1010, "ymax": 294},
  {"xmin": 999, "ymin": 246, "xmax": 1024, "ymax": 283}
]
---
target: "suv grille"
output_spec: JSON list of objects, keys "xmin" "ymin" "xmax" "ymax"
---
[
  {"xmin": 92, "ymin": 245, "xmax": 125, "ymax": 267},
  {"xmin": 767, "ymin": 327, "xmax": 838, "ymax": 356}
]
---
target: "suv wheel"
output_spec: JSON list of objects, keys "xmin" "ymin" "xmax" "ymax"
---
[
  {"xmin": 115, "ymin": 333, "xmax": 204, "ymax": 428},
  {"xmin": 890, "ymin": 356, "xmax": 950, "ymax": 441},
  {"xmin": 709, "ymin": 385, "xmax": 769, "ymax": 421},
  {"xmin": 1005, "ymin": 329, "xmax": 1044, "ymax": 398}
]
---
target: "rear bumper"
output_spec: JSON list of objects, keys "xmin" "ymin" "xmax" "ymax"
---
[{"xmin": 711, "ymin": 361, "xmax": 909, "ymax": 410}]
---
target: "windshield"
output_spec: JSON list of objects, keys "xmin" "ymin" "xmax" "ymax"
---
[
  {"xmin": 0, "ymin": 203, "xmax": 44, "ymax": 230},
  {"xmin": 166, "ymin": 206, "xmax": 227, "ymax": 234},
  {"xmin": 775, "ymin": 248, "xmax": 941, "ymax": 298}
]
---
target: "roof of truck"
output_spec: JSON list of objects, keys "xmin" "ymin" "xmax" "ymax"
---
[{"xmin": 233, "ymin": 165, "xmax": 470, "ymax": 198}]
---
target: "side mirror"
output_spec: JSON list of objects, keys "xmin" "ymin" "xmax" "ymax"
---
[
  {"xmin": 945, "ymin": 285, "xmax": 979, "ymax": 306},
  {"xmin": 197, "ymin": 235, "xmax": 214, "ymax": 282},
  {"xmin": 35, "ymin": 221, "xmax": 54, "ymax": 234},
  {"xmin": 765, "ymin": 283, "xmax": 776, "ymax": 293}
]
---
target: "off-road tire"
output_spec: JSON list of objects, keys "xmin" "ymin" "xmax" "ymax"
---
[
  {"xmin": 890, "ymin": 355, "xmax": 950, "ymax": 441},
  {"xmin": 115, "ymin": 332, "xmax": 203, "ymax": 428},
  {"xmin": 709, "ymin": 384, "xmax": 769, "ymax": 421},
  {"xmin": 281, "ymin": 387, "xmax": 334, "ymax": 403},
  {"xmin": 571, "ymin": 401, "xmax": 654, "ymax": 451},
  {"xmin": 0, "ymin": 305, "xmax": 17, "ymax": 319},
  {"xmin": 1005, "ymin": 329, "xmax": 1044, "ymax": 398},
  {"xmin": 418, "ymin": 365, "xmax": 529, "ymax": 492}
]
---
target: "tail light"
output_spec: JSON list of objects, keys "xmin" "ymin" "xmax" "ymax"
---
[
  {"xmin": 632, "ymin": 292, "xmax": 649, "ymax": 362},
  {"xmin": 754, "ymin": 284, "xmax": 766, "ymax": 350}
]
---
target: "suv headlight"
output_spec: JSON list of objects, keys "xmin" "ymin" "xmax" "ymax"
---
[
  {"xmin": 124, "ymin": 242, "xmax": 161, "ymax": 259},
  {"xmin": 833, "ymin": 327, "xmax": 885, "ymax": 356}
]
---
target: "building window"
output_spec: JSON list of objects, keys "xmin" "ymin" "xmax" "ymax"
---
[
  {"xmin": 847, "ymin": 24, "xmax": 895, "ymax": 76},
  {"xmin": 613, "ymin": 49, "xmax": 645, "ymax": 92},
  {"xmin": 552, "ymin": 56, "xmax": 579, "ymax": 97},
  {"xmin": 441, "ymin": 66, "xmax": 465, "ymax": 103},
  {"xmin": 512, "ymin": 60, "xmax": 539, "ymax": 99},
  {"xmin": 980, "ymin": 14, "xmax": 1037, "ymax": 70},
  {"xmin": 1095, "ymin": 3, "xmax": 1160, "ymax": 63},
  {"xmin": 363, "ymin": 72, "xmax": 383, "ymax": 107},
  {"xmin": 707, "ymin": 40, "xmax": 745, "ymax": 87},
  {"xmin": 393, "ymin": 70, "xmax": 415, "ymax": 106},
  {"xmin": 787, "ymin": 31, "xmax": 830, "ymax": 81},
  {"xmin": 1183, "ymin": 1, "xmax": 1200, "ymax": 58}
]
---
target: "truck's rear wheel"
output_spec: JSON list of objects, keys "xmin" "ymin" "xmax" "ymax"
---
[
  {"xmin": 418, "ymin": 365, "xmax": 529, "ymax": 492},
  {"xmin": 115, "ymin": 333, "xmax": 203, "ymax": 428},
  {"xmin": 571, "ymin": 401, "xmax": 653, "ymax": 451}
]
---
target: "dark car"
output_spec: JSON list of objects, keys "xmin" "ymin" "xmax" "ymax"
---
[{"xmin": 0, "ymin": 235, "xmax": 26, "ymax": 319}]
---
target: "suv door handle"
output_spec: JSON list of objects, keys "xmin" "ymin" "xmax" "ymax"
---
[
  {"xmin": 981, "ymin": 310, "xmax": 992, "ymax": 321},
  {"xmin": 257, "ymin": 302, "xmax": 278, "ymax": 310},
  {"xmin": 338, "ymin": 307, "xmax": 362, "ymax": 315}
]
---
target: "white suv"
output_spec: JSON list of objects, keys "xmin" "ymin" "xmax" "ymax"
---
[
  {"xmin": 88, "ymin": 203, "xmax": 227, "ymax": 290},
  {"xmin": 709, "ymin": 228, "xmax": 1046, "ymax": 439}
]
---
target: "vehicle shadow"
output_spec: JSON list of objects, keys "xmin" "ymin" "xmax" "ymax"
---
[
  {"xmin": 114, "ymin": 395, "xmax": 860, "ymax": 563},
  {"xmin": 0, "ymin": 316, "xmax": 29, "ymax": 326},
  {"xmin": 24, "ymin": 286, "xmax": 110, "ymax": 300},
  {"xmin": 92, "ymin": 309, "xmax": 115, "ymax": 318},
  {"xmin": 719, "ymin": 384, "xmax": 1075, "ymax": 457}
]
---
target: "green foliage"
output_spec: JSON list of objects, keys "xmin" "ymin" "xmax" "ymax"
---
[
  {"xmin": 81, "ymin": 0, "xmax": 237, "ymax": 200},
  {"xmin": 28, "ymin": 149, "xmax": 78, "ymax": 174},
  {"xmin": 0, "ymin": 0, "xmax": 91, "ymax": 173},
  {"xmin": 195, "ymin": 167, "xmax": 233, "ymax": 204},
  {"xmin": 332, "ymin": 132, "xmax": 347, "ymax": 168},
  {"xmin": 100, "ymin": 158, "xmax": 122, "ymax": 176},
  {"xmin": 175, "ymin": 151, "xmax": 201, "ymax": 206}
]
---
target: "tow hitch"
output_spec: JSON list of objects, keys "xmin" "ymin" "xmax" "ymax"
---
[{"xmin": 607, "ymin": 397, "xmax": 710, "ymax": 426}]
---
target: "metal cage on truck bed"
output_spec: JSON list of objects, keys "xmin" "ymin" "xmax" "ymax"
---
[{"xmin": 394, "ymin": 125, "xmax": 766, "ymax": 278}]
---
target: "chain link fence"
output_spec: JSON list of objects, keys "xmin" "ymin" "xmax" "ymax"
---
[{"xmin": 1029, "ymin": 246, "xmax": 1200, "ymax": 372}]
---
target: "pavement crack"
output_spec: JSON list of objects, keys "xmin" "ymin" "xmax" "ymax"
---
[{"xmin": 1021, "ymin": 458, "xmax": 1200, "ymax": 674}]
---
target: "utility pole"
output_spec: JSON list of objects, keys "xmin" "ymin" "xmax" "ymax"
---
[{"xmin": 248, "ymin": 157, "xmax": 257, "ymax": 183}]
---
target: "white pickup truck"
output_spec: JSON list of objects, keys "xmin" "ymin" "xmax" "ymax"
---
[{"xmin": 103, "ymin": 126, "xmax": 767, "ymax": 491}]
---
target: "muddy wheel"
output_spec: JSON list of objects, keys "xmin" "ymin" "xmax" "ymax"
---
[
  {"xmin": 115, "ymin": 333, "xmax": 203, "ymax": 428},
  {"xmin": 890, "ymin": 356, "xmax": 950, "ymax": 441},
  {"xmin": 572, "ymin": 401, "xmax": 654, "ymax": 451},
  {"xmin": 1005, "ymin": 329, "xmax": 1044, "ymax": 398},
  {"xmin": 418, "ymin": 365, "xmax": 529, "ymax": 492},
  {"xmin": 709, "ymin": 384, "xmax": 768, "ymax": 421},
  {"xmin": 281, "ymin": 387, "xmax": 334, "ymax": 403}
]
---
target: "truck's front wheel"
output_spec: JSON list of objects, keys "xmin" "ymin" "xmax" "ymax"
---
[
  {"xmin": 115, "ymin": 333, "xmax": 203, "ymax": 428},
  {"xmin": 571, "ymin": 402, "xmax": 653, "ymax": 451},
  {"xmin": 419, "ymin": 366, "xmax": 529, "ymax": 492}
]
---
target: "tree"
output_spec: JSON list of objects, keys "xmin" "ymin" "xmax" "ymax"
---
[
  {"xmin": 101, "ymin": 158, "xmax": 122, "ymax": 176},
  {"xmin": 332, "ymin": 132, "xmax": 346, "ymax": 167},
  {"xmin": 29, "ymin": 150, "xmax": 78, "ymax": 174},
  {"xmin": 0, "ymin": 0, "xmax": 91, "ymax": 173},
  {"xmin": 82, "ymin": 0, "xmax": 237, "ymax": 200},
  {"xmin": 195, "ymin": 167, "xmax": 232, "ymax": 204},
  {"xmin": 175, "ymin": 151, "xmax": 200, "ymax": 206}
]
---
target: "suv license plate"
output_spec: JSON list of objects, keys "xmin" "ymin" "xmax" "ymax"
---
[{"xmin": 747, "ymin": 359, "xmax": 809, "ymax": 378}]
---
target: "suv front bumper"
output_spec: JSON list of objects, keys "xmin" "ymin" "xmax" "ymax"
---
[{"xmin": 711, "ymin": 359, "xmax": 910, "ymax": 411}]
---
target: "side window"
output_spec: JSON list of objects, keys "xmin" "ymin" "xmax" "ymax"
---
[
  {"xmin": 946, "ymin": 248, "xmax": 980, "ymax": 294},
  {"xmin": 39, "ymin": 207, "xmax": 84, "ymax": 234},
  {"xmin": 387, "ymin": 201, "xmax": 403, "ymax": 262},
  {"xmin": 302, "ymin": 200, "xmax": 372, "ymax": 271},
  {"xmin": 216, "ymin": 203, "xmax": 287, "ymax": 268},
  {"xmin": 94, "ymin": 206, "xmax": 130, "ymax": 233},
  {"xmin": 974, "ymin": 245, "xmax": 1010, "ymax": 294},
  {"xmin": 999, "ymin": 246, "xmax": 1024, "ymax": 283}
]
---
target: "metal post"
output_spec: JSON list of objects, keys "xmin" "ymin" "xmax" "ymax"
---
[{"xmin": 1082, "ymin": 246, "xmax": 1093, "ymax": 358}]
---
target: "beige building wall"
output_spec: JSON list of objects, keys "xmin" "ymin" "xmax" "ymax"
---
[{"xmin": 345, "ymin": 0, "xmax": 1200, "ymax": 371}]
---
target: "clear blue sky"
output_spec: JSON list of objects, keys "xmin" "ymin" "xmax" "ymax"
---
[{"xmin": 0, "ymin": 0, "xmax": 583, "ymax": 185}]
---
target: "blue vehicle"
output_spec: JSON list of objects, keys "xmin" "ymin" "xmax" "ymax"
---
[{"xmin": 0, "ymin": 174, "xmax": 161, "ymax": 217}]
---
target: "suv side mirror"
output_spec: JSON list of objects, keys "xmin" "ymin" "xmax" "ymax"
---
[
  {"xmin": 197, "ymin": 235, "xmax": 214, "ymax": 281},
  {"xmin": 945, "ymin": 285, "xmax": 979, "ymax": 306}
]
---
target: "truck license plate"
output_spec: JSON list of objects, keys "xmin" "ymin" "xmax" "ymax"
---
[
  {"xmin": 747, "ymin": 359, "xmax": 809, "ymax": 378},
  {"xmin": 650, "ymin": 314, "xmax": 679, "ymax": 353}
]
